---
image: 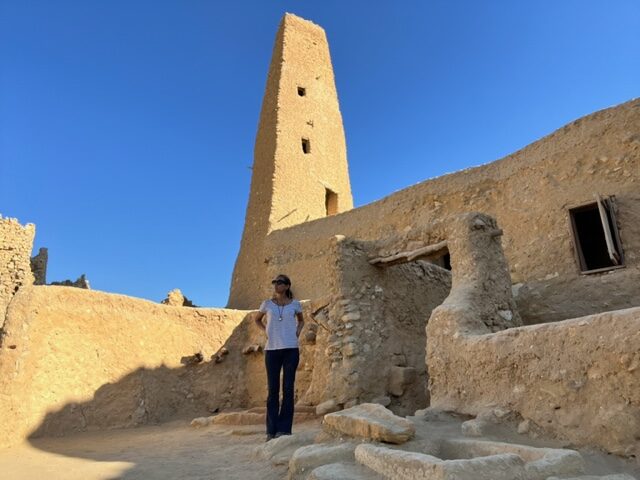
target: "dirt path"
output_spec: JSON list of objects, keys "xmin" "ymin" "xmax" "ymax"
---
[
  {"xmin": 1, "ymin": 414, "xmax": 638, "ymax": 479},
  {"xmin": 0, "ymin": 419, "xmax": 321, "ymax": 480}
]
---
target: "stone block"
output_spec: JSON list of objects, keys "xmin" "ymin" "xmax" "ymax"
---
[
  {"xmin": 461, "ymin": 418, "xmax": 488, "ymax": 437},
  {"xmin": 355, "ymin": 443, "xmax": 527, "ymax": 480},
  {"xmin": 370, "ymin": 395, "xmax": 391, "ymax": 407},
  {"xmin": 341, "ymin": 312, "xmax": 361, "ymax": 322},
  {"xmin": 323, "ymin": 403, "xmax": 415, "ymax": 444},
  {"xmin": 254, "ymin": 431, "xmax": 316, "ymax": 464},
  {"xmin": 388, "ymin": 366, "xmax": 417, "ymax": 396},
  {"xmin": 442, "ymin": 439, "xmax": 585, "ymax": 479},
  {"xmin": 308, "ymin": 462, "xmax": 384, "ymax": 480},
  {"xmin": 212, "ymin": 411, "xmax": 265, "ymax": 425},
  {"xmin": 316, "ymin": 399, "xmax": 340, "ymax": 416},
  {"xmin": 288, "ymin": 443, "xmax": 356, "ymax": 478},
  {"xmin": 190, "ymin": 416, "xmax": 213, "ymax": 428}
]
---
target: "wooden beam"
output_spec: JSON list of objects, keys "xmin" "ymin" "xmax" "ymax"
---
[
  {"xmin": 369, "ymin": 240, "xmax": 448, "ymax": 267},
  {"xmin": 595, "ymin": 194, "xmax": 620, "ymax": 265}
]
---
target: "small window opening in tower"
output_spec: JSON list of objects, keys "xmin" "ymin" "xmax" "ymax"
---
[
  {"xmin": 569, "ymin": 195, "xmax": 624, "ymax": 273},
  {"xmin": 325, "ymin": 188, "xmax": 338, "ymax": 216},
  {"xmin": 297, "ymin": 86, "xmax": 306, "ymax": 96},
  {"xmin": 302, "ymin": 138, "xmax": 310, "ymax": 154}
]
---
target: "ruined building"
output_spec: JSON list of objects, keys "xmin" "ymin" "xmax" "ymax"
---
[{"xmin": 1, "ymin": 12, "xmax": 639, "ymax": 475}]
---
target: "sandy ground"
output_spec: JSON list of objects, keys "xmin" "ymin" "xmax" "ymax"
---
[
  {"xmin": 1, "ymin": 414, "xmax": 638, "ymax": 479},
  {"xmin": 0, "ymin": 419, "xmax": 322, "ymax": 480}
]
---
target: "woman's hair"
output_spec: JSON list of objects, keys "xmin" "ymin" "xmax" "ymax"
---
[{"xmin": 276, "ymin": 274, "xmax": 294, "ymax": 299}]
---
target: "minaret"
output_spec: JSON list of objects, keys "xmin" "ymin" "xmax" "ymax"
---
[{"xmin": 228, "ymin": 13, "xmax": 353, "ymax": 308}]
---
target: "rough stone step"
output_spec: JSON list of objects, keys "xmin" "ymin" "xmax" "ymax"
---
[
  {"xmin": 288, "ymin": 443, "xmax": 356, "ymax": 479},
  {"xmin": 191, "ymin": 410, "xmax": 317, "ymax": 427},
  {"xmin": 323, "ymin": 403, "xmax": 415, "ymax": 444},
  {"xmin": 254, "ymin": 431, "xmax": 317, "ymax": 466},
  {"xmin": 307, "ymin": 462, "xmax": 386, "ymax": 480}
]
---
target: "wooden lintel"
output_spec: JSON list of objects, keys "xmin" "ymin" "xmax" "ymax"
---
[{"xmin": 369, "ymin": 240, "xmax": 448, "ymax": 267}]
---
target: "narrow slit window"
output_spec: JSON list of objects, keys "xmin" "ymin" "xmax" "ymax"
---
[
  {"xmin": 297, "ymin": 86, "xmax": 306, "ymax": 96},
  {"xmin": 325, "ymin": 188, "xmax": 338, "ymax": 216},
  {"xmin": 441, "ymin": 252, "xmax": 452, "ymax": 271},
  {"xmin": 569, "ymin": 195, "xmax": 624, "ymax": 273},
  {"xmin": 302, "ymin": 138, "xmax": 310, "ymax": 154}
]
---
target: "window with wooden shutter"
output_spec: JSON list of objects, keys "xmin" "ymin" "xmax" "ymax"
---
[{"xmin": 569, "ymin": 195, "xmax": 625, "ymax": 273}]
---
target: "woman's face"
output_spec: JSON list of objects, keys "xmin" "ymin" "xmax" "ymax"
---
[{"xmin": 272, "ymin": 277, "xmax": 290, "ymax": 294}]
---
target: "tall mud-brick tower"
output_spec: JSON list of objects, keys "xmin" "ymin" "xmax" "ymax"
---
[{"xmin": 228, "ymin": 13, "xmax": 353, "ymax": 308}]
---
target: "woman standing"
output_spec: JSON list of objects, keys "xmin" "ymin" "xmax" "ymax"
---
[{"xmin": 254, "ymin": 274, "xmax": 304, "ymax": 441}]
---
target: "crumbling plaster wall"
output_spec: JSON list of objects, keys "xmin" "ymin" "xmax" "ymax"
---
[
  {"xmin": 426, "ymin": 213, "xmax": 640, "ymax": 457},
  {"xmin": 0, "ymin": 216, "xmax": 35, "ymax": 331},
  {"xmin": 217, "ymin": 229, "xmax": 451, "ymax": 417},
  {"xmin": 30, "ymin": 247, "xmax": 47, "ymax": 285},
  {"xmin": 290, "ymin": 234, "xmax": 452, "ymax": 415},
  {"xmin": 0, "ymin": 285, "xmax": 248, "ymax": 448},
  {"xmin": 256, "ymin": 99, "xmax": 640, "ymax": 323}
]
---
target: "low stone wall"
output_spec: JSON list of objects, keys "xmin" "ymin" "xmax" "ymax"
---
[
  {"xmin": 429, "ymin": 307, "xmax": 640, "ymax": 456},
  {"xmin": 426, "ymin": 213, "xmax": 640, "ymax": 456},
  {"xmin": 0, "ymin": 285, "xmax": 248, "ymax": 448},
  {"xmin": 307, "ymin": 235, "xmax": 452, "ymax": 415}
]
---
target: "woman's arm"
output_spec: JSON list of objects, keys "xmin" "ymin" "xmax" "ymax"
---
[
  {"xmin": 295, "ymin": 311, "xmax": 304, "ymax": 338},
  {"xmin": 255, "ymin": 311, "xmax": 266, "ymax": 331}
]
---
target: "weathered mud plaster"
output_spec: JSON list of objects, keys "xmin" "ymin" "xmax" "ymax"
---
[
  {"xmin": 233, "ymin": 84, "xmax": 640, "ymax": 323},
  {"xmin": 426, "ymin": 213, "xmax": 640, "ymax": 456},
  {"xmin": 0, "ymin": 286, "xmax": 248, "ymax": 448}
]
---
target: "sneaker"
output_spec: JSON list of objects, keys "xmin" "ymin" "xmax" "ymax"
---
[{"xmin": 265, "ymin": 434, "xmax": 275, "ymax": 442}]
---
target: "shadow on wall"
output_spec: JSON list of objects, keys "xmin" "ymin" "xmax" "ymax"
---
[
  {"xmin": 28, "ymin": 315, "xmax": 266, "ymax": 441},
  {"xmin": 22, "ymin": 312, "xmax": 314, "ymax": 479},
  {"xmin": 29, "ymin": 363, "xmax": 209, "ymax": 440}
]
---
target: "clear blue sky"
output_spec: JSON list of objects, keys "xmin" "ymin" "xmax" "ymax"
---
[{"xmin": 1, "ymin": 1, "xmax": 638, "ymax": 307}]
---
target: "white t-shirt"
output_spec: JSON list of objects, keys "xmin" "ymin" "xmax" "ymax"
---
[{"xmin": 259, "ymin": 299, "xmax": 302, "ymax": 350}]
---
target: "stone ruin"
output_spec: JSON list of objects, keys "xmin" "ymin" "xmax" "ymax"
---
[
  {"xmin": 1, "ymin": 12, "xmax": 639, "ymax": 479},
  {"xmin": 161, "ymin": 288, "xmax": 198, "ymax": 307}
]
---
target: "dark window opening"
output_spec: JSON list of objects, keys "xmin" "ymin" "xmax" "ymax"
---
[
  {"xmin": 441, "ymin": 252, "xmax": 452, "ymax": 271},
  {"xmin": 432, "ymin": 251, "xmax": 452, "ymax": 271},
  {"xmin": 569, "ymin": 196, "xmax": 624, "ymax": 273},
  {"xmin": 302, "ymin": 138, "xmax": 310, "ymax": 154},
  {"xmin": 298, "ymin": 86, "xmax": 306, "ymax": 96},
  {"xmin": 325, "ymin": 189, "xmax": 338, "ymax": 216}
]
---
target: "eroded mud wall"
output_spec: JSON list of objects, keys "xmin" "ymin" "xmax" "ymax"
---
[
  {"xmin": 426, "ymin": 213, "xmax": 640, "ymax": 457},
  {"xmin": 249, "ymin": 99, "xmax": 640, "ymax": 323},
  {"xmin": 0, "ymin": 286, "xmax": 248, "ymax": 448}
]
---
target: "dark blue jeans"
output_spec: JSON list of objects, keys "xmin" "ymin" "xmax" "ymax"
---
[{"xmin": 265, "ymin": 348, "xmax": 300, "ymax": 436}]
